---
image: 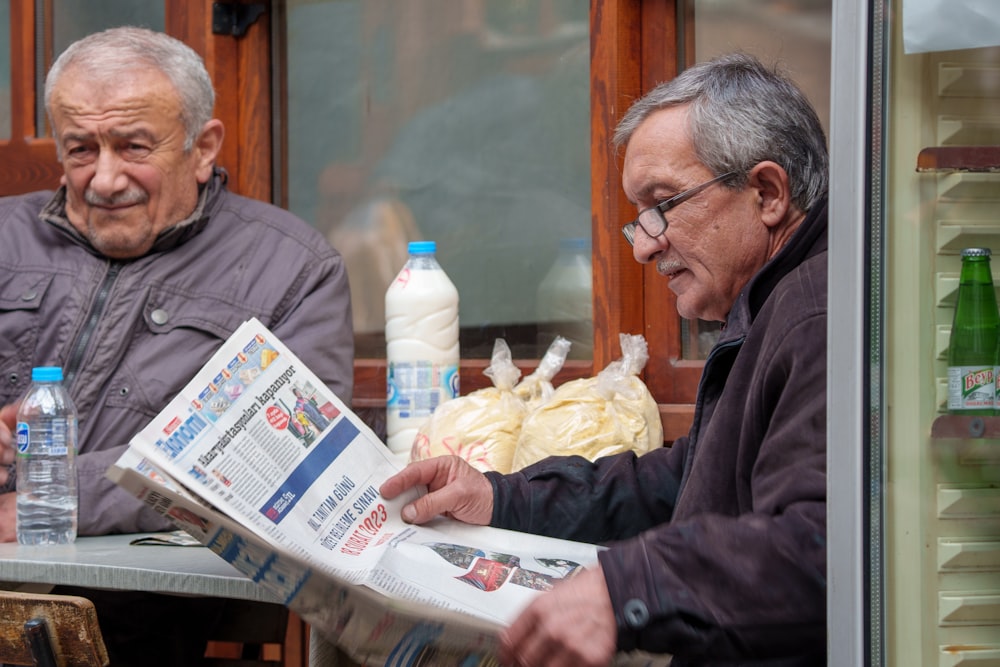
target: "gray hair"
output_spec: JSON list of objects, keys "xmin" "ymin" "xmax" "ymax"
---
[
  {"xmin": 613, "ymin": 53, "xmax": 828, "ymax": 213},
  {"xmin": 45, "ymin": 26, "xmax": 215, "ymax": 151}
]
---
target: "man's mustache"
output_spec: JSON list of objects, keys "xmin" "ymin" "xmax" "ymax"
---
[{"xmin": 84, "ymin": 189, "xmax": 147, "ymax": 207}]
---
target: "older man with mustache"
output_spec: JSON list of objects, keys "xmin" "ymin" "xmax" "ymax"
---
[
  {"xmin": 0, "ymin": 26, "xmax": 354, "ymax": 666},
  {"xmin": 381, "ymin": 53, "xmax": 829, "ymax": 667}
]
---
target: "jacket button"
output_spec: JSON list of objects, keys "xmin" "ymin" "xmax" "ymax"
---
[
  {"xmin": 623, "ymin": 599, "xmax": 649, "ymax": 629},
  {"xmin": 151, "ymin": 309, "xmax": 169, "ymax": 325},
  {"xmin": 20, "ymin": 289, "xmax": 37, "ymax": 301}
]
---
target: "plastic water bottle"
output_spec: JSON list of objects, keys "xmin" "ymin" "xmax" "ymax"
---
[
  {"xmin": 536, "ymin": 237, "xmax": 593, "ymax": 359},
  {"xmin": 385, "ymin": 241, "xmax": 460, "ymax": 454},
  {"xmin": 16, "ymin": 366, "xmax": 79, "ymax": 545}
]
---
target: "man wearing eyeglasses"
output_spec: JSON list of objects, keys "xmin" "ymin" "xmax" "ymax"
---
[{"xmin": 381, "ymin": 52, "xmax": 828, "ymax": 667}]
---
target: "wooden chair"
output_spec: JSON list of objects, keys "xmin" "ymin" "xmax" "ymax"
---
[
  {"xmin": 204, "ymin": 602, "xmax": 303, "ymax": 667},
  {"xmin": 0, "ymin": 590, "xmax": 109, "ymax": 667}
]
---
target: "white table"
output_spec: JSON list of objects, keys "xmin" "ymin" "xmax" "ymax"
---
[{"xmin": 0, "ymin": 533, "xmax": 278, "ymax": 602}]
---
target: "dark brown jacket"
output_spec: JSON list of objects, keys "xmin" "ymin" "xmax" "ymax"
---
[{"xmin": 489, "ymin": 200, "xmax": 829, "ymax": 666}]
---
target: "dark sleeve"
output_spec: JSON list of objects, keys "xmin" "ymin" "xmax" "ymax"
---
[{"xmin": 487, "ymin": 440, "xmax": 685, "ymax": 544}]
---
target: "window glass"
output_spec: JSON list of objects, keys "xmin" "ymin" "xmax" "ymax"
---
[
  {"xmin": 52, "ymin": 1, "xmax": 164, "ymax": 54},
  {"xmin": 0, "ymin": 0, "xmax": 11, "ymax": 139},
  {"xmin": 684, "ymin": 0, "xmax": 832, "ymax": 358},
  {"xmin": 283, "ymin": 0, "xmax": 591, "ymax": 360},
  {"xmin": 0, "ymin": 0, "xmax": 9, "ymax": 138},
  {"xmin": 42, "ymin": 2, "xmax": 163, "ymax": 138},
  {"xmin": 692, "ymin": 0, "xmax": 831, "ymax": 130}
]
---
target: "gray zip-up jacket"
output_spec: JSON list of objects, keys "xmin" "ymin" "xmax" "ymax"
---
[
  {"xmin": 0, "ymin": 170, "xmax": 354, "ymax": 536},
  {"xmin": 488, "ymin": 200, "xmax": 828, "ymax": 666}
]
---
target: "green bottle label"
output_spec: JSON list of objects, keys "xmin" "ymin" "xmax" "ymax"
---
[{"xmin": 947, "ymin": 366, "xmax": 995, "ymax": 410}]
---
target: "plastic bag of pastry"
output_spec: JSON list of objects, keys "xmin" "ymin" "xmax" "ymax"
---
[
  {"xmin": 409, "ymin": 338, "xmax": 526, "ymax": 474},
  {"xmin": 511, "ymin": 333, "xmax": 663, "ymax": 470},
  {"xmin": 513, "ymin": 336, "xmax": 572, "ymax": 410}
]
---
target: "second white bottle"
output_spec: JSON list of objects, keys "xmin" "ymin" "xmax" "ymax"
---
[{"xmin": 385, "ymin": 241, "xmax": 460, "ymax": 455}]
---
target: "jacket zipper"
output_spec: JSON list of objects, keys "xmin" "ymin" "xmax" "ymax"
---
[
  {"xmin": 678, "ymin": 336, "xmax": 745, "ymax": 491},
  {"xmin": 64, "ymin": 261, "xmax": 123, "ymax": 388}
]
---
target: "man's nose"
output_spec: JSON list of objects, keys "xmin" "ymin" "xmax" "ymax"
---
[
  {"xmin": 89, "ymin": 149, "xmax": 128, "ymax": 196},
  {"xmin": 632, "ymin": 227, "xmax": 666, "ymax": 264}
]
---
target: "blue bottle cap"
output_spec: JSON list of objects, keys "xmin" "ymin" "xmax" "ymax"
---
[
  {"xmin": 31, "ymin": 366, "xmax": 64, "ymax": 382},
  {"xmin": 409, "ymin": 241, "xmax": 436, "ymax": 254}
]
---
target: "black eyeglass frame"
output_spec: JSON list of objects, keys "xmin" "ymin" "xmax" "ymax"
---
[{"xmin": 621, "ymin": 171, "xmax": 737, "ymax": 246}]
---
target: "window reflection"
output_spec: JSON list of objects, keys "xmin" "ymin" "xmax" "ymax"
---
[
  {"xmin": 0, "ymin": 0, "xmax": 9, "ymax": 138},
  {"xmin": 51, "ymin": 0, "xmax": 164, "ymax": 55},
  {"xmin": 684, "ymin": 0, "xmax": 832, "ymax": 359},
  {"xmin": 692, "ymin": 0, "xmax": 831, "ymax": 132},
  {"xmin": 283, "ymin": 0, "xmax": 591, "ymax": 360},
  {"xmin": 41, "ymin": 1, "xmax": 163, "ymax": 139}
]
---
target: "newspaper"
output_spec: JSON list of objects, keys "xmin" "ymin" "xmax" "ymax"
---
[{"xmin": 108, "ymin": 319, "xmax": 655, "ymax": 666}]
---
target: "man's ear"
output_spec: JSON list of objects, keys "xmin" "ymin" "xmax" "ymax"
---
[
  {"xmin": 193, "ymin": 119, "xmax": 225, "ymax": 184},
  {"xmin": 747, "ymin": 160, "xmax": 791, "ymax": 229}
]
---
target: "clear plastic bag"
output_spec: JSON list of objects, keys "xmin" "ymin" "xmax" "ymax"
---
[
  {"xmin": 409, "ymin": 337, "xmax": 573, "ymax": 473},
  {"xmin": 409, "ymin": 339, "xmax": 526, "ymax": 473},
  {"xmin": 511, "ymin": 333, "xmax": 663, "ymax": 470},
  {"xmin": 513, "ymin": 336, "xmax": 571, "ymax": 410}
]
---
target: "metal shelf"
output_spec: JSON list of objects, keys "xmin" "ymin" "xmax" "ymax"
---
[
  {"xmin": 931, "ymin": 414, "xmax": 1000, "ymax": 439},
  {"xmin": 917, "ymin": 146, "xmax": 1000, "ymax": 172}
]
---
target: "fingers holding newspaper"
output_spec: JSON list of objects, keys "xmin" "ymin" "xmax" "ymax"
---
[
  {"xmin": 380, "ymin": 455, "xmax": 617, "ymax": 667},
  {"xmin": 499, "ymin": 564, "xmax": 617, "ymax": 667},
  {"xmin": 379, "ymin": 455, "xmax": 494, "ymax": 526}
]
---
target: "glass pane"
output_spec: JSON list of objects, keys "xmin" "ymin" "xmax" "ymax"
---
[
  {"xmin": 0, "ymin": 0, "xmax": 9, "ymax": 138},
  {"xmin": 52, "ymin": 1, "xmax": 164, "ymax": 53},
  {"xmin": 685, "ymin": 0, "xmax": 832, "ymax": 359},
  {"xmin": 41, "ymin": 1, "xmax": 164, "ymax": 138},
  {"xmin": 282, "ymin": 0, "xmax": 591, "ymax": 360}
]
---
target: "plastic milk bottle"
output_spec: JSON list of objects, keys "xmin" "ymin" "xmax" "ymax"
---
[{"xmin": 385, "ymin": 241, "xmax": 460, "ymax": 454}]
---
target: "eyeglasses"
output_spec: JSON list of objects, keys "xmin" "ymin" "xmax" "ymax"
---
[{"xmin": 621, "ymin": 171, "xmax": 737, "ymax": 246}]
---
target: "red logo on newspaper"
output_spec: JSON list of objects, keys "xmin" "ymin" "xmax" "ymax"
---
[
  {"xmin": 163, "ymin": 416, "xmax": 182, "ymax": 435},
  {"xmin": 266, "ymin": 405, "xmax": 289, "ymax": 431}
]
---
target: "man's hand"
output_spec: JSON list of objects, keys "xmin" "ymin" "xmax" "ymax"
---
[
  {"xmin": 0, "ymin": 403, "xmax": 17, "ymax": 542},
  {"xmin": 379, "ymin": 456, "xmax": 494, "ymax": 526},
  {"xmin": 0, "ymin": 492, "xmax": 15, "ymax": 542},
  {"xmin": 0, "ymin": 403, "xmax": 16, "ymax": 488},
  {"xmin": 499, "ymin": 565, "xmax": 617, "ymax": 667}
]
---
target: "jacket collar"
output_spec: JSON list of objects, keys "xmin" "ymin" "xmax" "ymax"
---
[
  {"xmin": 718, "ymin": 197, "xmax": 829, "ymax": 344},
  {"xmin": 39, "ymin": 168, "xmax": 228, "ymax": 259}
]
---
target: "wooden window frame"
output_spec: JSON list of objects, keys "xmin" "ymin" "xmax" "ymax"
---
[{"xmin": 1, "ymin": 0, "xmax": 699, "ymax": 440}]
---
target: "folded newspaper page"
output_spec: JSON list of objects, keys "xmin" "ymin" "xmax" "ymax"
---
[{"xmin": 108, "ymin": 319, "xmax": 663, "ymax": 666}]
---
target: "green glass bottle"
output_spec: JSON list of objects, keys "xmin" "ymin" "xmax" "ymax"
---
[{"xmin": 947, "ymin": 247, "xmax": 1000, "ymax": 415}]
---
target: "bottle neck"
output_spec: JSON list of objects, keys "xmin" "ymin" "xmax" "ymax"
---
[
  {"xmin": 407, "ymin": 253, "xmax": 441, "ymax": 270},
  {"xmin": 960, "ymin": 257, "xmax": 993, "ymax": 282}
]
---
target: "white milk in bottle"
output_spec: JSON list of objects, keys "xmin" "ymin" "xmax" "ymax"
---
[
  {"xmin": 385, "ymin": 241, "xmax": 460, "ymax": 454},
  {"xmin": 536, "ymin": 237, "xmax": 593, "ymax": 359}
]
